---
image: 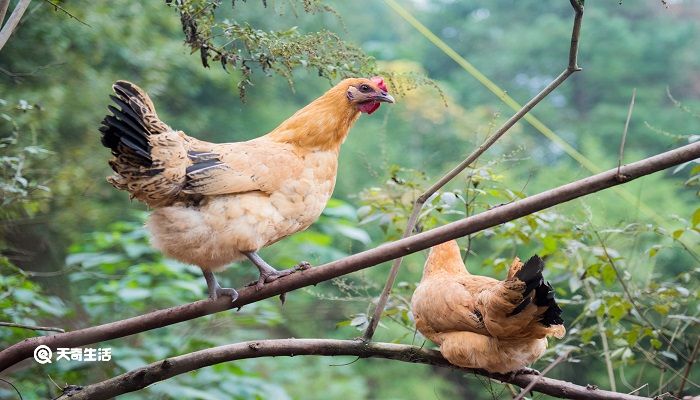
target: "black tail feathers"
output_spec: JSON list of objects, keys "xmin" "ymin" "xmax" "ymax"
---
[
  {"xmin": 515, "ymin": 255, "xmax": 545, "ymax": 295},
  {"xmin": 508, "ymin": 255, "xmax": 564, "ymax": 326},
  {"xmin": 100, "ymin": 82, "xmax": 153, "ymax": 168},
  {"xmin": 534, "ymin": 281, "xmax": 564, "ymax": 326}
]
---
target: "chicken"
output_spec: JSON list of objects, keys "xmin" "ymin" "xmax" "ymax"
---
[
  {"xmin": 99, "ymin": 77, "xmax": 394, "ymax": 302},
  {"xmin": 411, "ymin": 240, "xmax": 565, "ymax": 374}
]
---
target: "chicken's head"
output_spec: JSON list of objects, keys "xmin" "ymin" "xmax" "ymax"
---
[{"xmin": 346, "ymin": 77, "xmax": 395, "ymax": 115}]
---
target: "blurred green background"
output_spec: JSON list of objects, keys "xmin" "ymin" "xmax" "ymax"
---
[{"xmin": 1, "ymin": 0, "xmax": 698, "ymax": 399}]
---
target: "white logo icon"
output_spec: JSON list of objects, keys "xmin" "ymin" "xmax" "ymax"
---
[{"xmin": 33, "ymin": 345, "xmax": 52, "ymax": 364}]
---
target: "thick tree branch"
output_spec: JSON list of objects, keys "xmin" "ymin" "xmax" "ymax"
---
[
  {"xmin": 362, "ymin": 0, "xmax": 584, "ymax": 340},
  {"xmin": 513, "ymin": 349, "xmax": 573, "ymax": 400},
  {"xmin": 53, "ymin": 339, "xmax": 649, "ymax": 400},
  {"xmin": 0, "ymin": 0, "xmax": 31, "ymax": 52},
  {"xmin": 1, "ymin": 141, "xmax": 697, "ymax": 373}
]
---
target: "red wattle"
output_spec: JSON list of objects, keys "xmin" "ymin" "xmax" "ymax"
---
[{"xmin": 358, "ymin": 101, "xmax": 380, "ymax": 114}]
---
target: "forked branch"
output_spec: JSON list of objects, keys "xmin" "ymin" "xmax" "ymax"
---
[
  {"xmin": 2, "ymin": 140, "xmax": 697, "ymax": 373},
  {"xmin": 362, "ymin": 0, "xmax": 585, "ymax": 340},
  {"xmin": 0, "ymin": 0, "xmax": 31, "ymax": 51},
  {"xmin": 54, "ymin": 339, "xmax": 648, "ymax": 400}
]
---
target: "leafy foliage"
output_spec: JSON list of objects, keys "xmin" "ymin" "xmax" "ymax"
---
[
  {"xmin": 170, "ymin": 0, "xmax": 376, "ymax": 97},
  {"xmin": 168, "ymin": 0, "xmax": 440, "ymax": 100},
  {"xmin": 0, "ymin": 99, "xmax": 51, "ymax": 217}
]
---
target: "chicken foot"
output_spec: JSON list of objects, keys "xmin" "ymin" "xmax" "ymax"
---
[
  {"xmin": 507, "ymin": 367, "xmax": 540, "ymax": 380},
  {"xmin": 244, "ymin": 251, "xmax": 310, "ymax": 291},
  {"xmin": 203, "ymin": 270, "xmax": 239, "ymax": 302}
]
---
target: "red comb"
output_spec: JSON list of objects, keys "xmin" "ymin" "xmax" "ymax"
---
[{"xmin": 371, "ymin": 76, "xmax": 388, "ymax": 92}]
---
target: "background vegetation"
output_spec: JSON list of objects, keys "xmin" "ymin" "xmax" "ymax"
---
[{"xmin": 1, "ymin": 0, "xmax": 698, "ymax": 399}]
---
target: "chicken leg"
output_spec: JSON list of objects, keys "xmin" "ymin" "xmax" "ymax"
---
[
  {"xmin": 244, "ymin": 251, "xmax": 310, "ymax": 290},
  {"xmin": 203, "ymin": 270, "xmax": 239, "ymax": 302}
]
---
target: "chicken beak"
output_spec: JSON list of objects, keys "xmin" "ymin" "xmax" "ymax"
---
[{"xmin": 375, "ymin": 92, "xmax": 395, "ymax": 103}]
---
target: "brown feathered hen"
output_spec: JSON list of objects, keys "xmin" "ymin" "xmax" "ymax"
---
[
  {"xmin": 411, "ymin": 240, "xmax": 565, "ymax": 374},
  {"xmin": 100, "ymin": 78, "xmax": 394, "ymax": 302}
]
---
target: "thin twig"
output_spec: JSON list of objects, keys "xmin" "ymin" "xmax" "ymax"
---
[
  {"xmin": 666, "ymin": 86, "xmax": 700, "ymax": 119},
  {"xmin": 0, "ymin": 0, "xmax": 10, "ymax": 25},
  {"xmin": 0, "ymin": 0, "xmax": 31, "ymax": 52},
  {"xmin": 635, "ymin": 344, "xmax": 700, "ymax": 394},
  {"xmin": 51, "ymin": 339, "xmax": 648, "ymax": 400},
  {"xmin": 568, "ymin": 0, "xmax": 584, "ymax": 68},
  {"xmin": 513, "ymin": 349, "xmax": 574, "ymax": 400},
  {"xmin": 628, "ymin": 383, "xmax": 648, "ymax": 396},
  {"xmin": 1, "ymin": 140, "xmax": 699, "ymax": 372},
  {"xmin": 677, "ymin": 335, "xmax": 700, "ymax": 397},
  {"xmin": 362, "ymin": 0, "xmax": 585, "ymax": 341},
  {"xmin": 0, "ymin": 378, "xmax": 22, "ymax": 400},
  {"xmin": 0, "ymin": 62, "xmax": 66, "ymax": 79},
  {"xmin": 617, "ymin": 88, "xmax": 636, "ymax": 178},
  {"xmin": 40, "ymin": 0, "xmax": 90, "ymax": 27},
  {"xmin": 0, "ymin": 321, "xmax": 65, "ymax": 333},
  {"xmin": 584, "ymin": 280, "xmax": 617, "ymax": 391}
]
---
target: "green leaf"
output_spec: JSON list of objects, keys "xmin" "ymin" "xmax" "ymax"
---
[
  {"xmin": 586, "ymin": 263, "xmax": 601, "ymax": 279},
  {"xmin": 527, "ymin": 217, "xmax": 538, "ymax": 231},
  {"xmin": 356, "ymin": 205, "xmax": 372, "ymax": 219},
  {"xmin": 542, "ymin": 236, "xmax": 557, "ymax": 254},
  {"xmin": 587, "ymin": 299, "xmax": 602, "ymax": 313},
  {"xmin": 601, "ymin": 263, "xmax": 617, "ymax": 286},
  {"xmin": 692, "ymin": 208, "xmax": 700, "ymax": 227},
  {"xmin": 119, "ymin": 287, "xmax": 151, "ymax": 301},
  {"xmin": 333, "ymin": 225, "xmax": 371, "ymax": 245},
  {"xmin": 568, "ymin": 274, "xmax": 582, "ymax": 293},
  {"xmin": 672, "ymin": 229, "xmax": 684, "ymax": 239},
  {"xmin": 648, "ymin": 245, "xmax": 661, "ymax": 257},
  {"xmin": 608, "ymin": 302, "xmax": 627, "ymax": 322},
  {"xmin": 653, "ymin": 303, "xmax": 670, "ymax": 315},
  {"xmin": 659, "ymin": 351, "xmax": 678, "ymax": 362},
  {"xmin": 335, "ymin": 320, "xmax": 351, "ymax": 328},
  {"xmin": 622, "ymin": 347, "xmax": 634, "ymax": 361},
  {"xmin": 323, "ymin": 199, "xmax": 357, "ymax": 219},
  {"xmin": 675, "ymin": 286, "xmax": 690, "ymax": 296},
  {"xmin": 291, "ymin": 231, "xmax": 332, "ymax": 246},
  {"xmin": 515, "ymin": 230, "xmax": 530, "ymax": 243},
  {"xmin": 349, "ymin": 314, "xmax": 368, "ymax": 330},
  {"xmin": 625, "ymin": 328, "xmax": 639, "ymax": 346}
]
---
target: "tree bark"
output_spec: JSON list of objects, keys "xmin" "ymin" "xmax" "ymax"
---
[
  {"xmin": 0, "ymin": 0, "xmax": 31, "ymax": 52},
  {"xmin": 53, "ymin": 339, "xmax": 650, "ymax": 400}
]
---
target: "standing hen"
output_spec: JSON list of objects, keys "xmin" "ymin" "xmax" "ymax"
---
[
  {"xmin": 100, "ymin": 78, "xmax": 394, "ymax": 302},
  {"xmin": 411, "ymin": 240, "xmax": 565, "ymax": 374}
]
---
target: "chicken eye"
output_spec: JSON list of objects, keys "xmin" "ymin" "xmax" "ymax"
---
[{"xmin": 359, "ymin": 84, "xmax": 372, "ymax": 93}]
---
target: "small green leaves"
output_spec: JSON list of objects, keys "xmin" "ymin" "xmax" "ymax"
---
[
  {"xmin": 170, "ymin": 1, "xmax": 377, "ymax": 98},
  {"xmin": 691, "ymin": 208, "xmax": 700, "ymax": 227}
]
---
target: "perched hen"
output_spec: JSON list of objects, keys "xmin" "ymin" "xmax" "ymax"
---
[
  {"xmin": 100, "ymin": 78, "xmax": 394, "ymax": 302},
  {"xmin": 411, "ymin": 240, "xmax": 565, "ymax": 374}
]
